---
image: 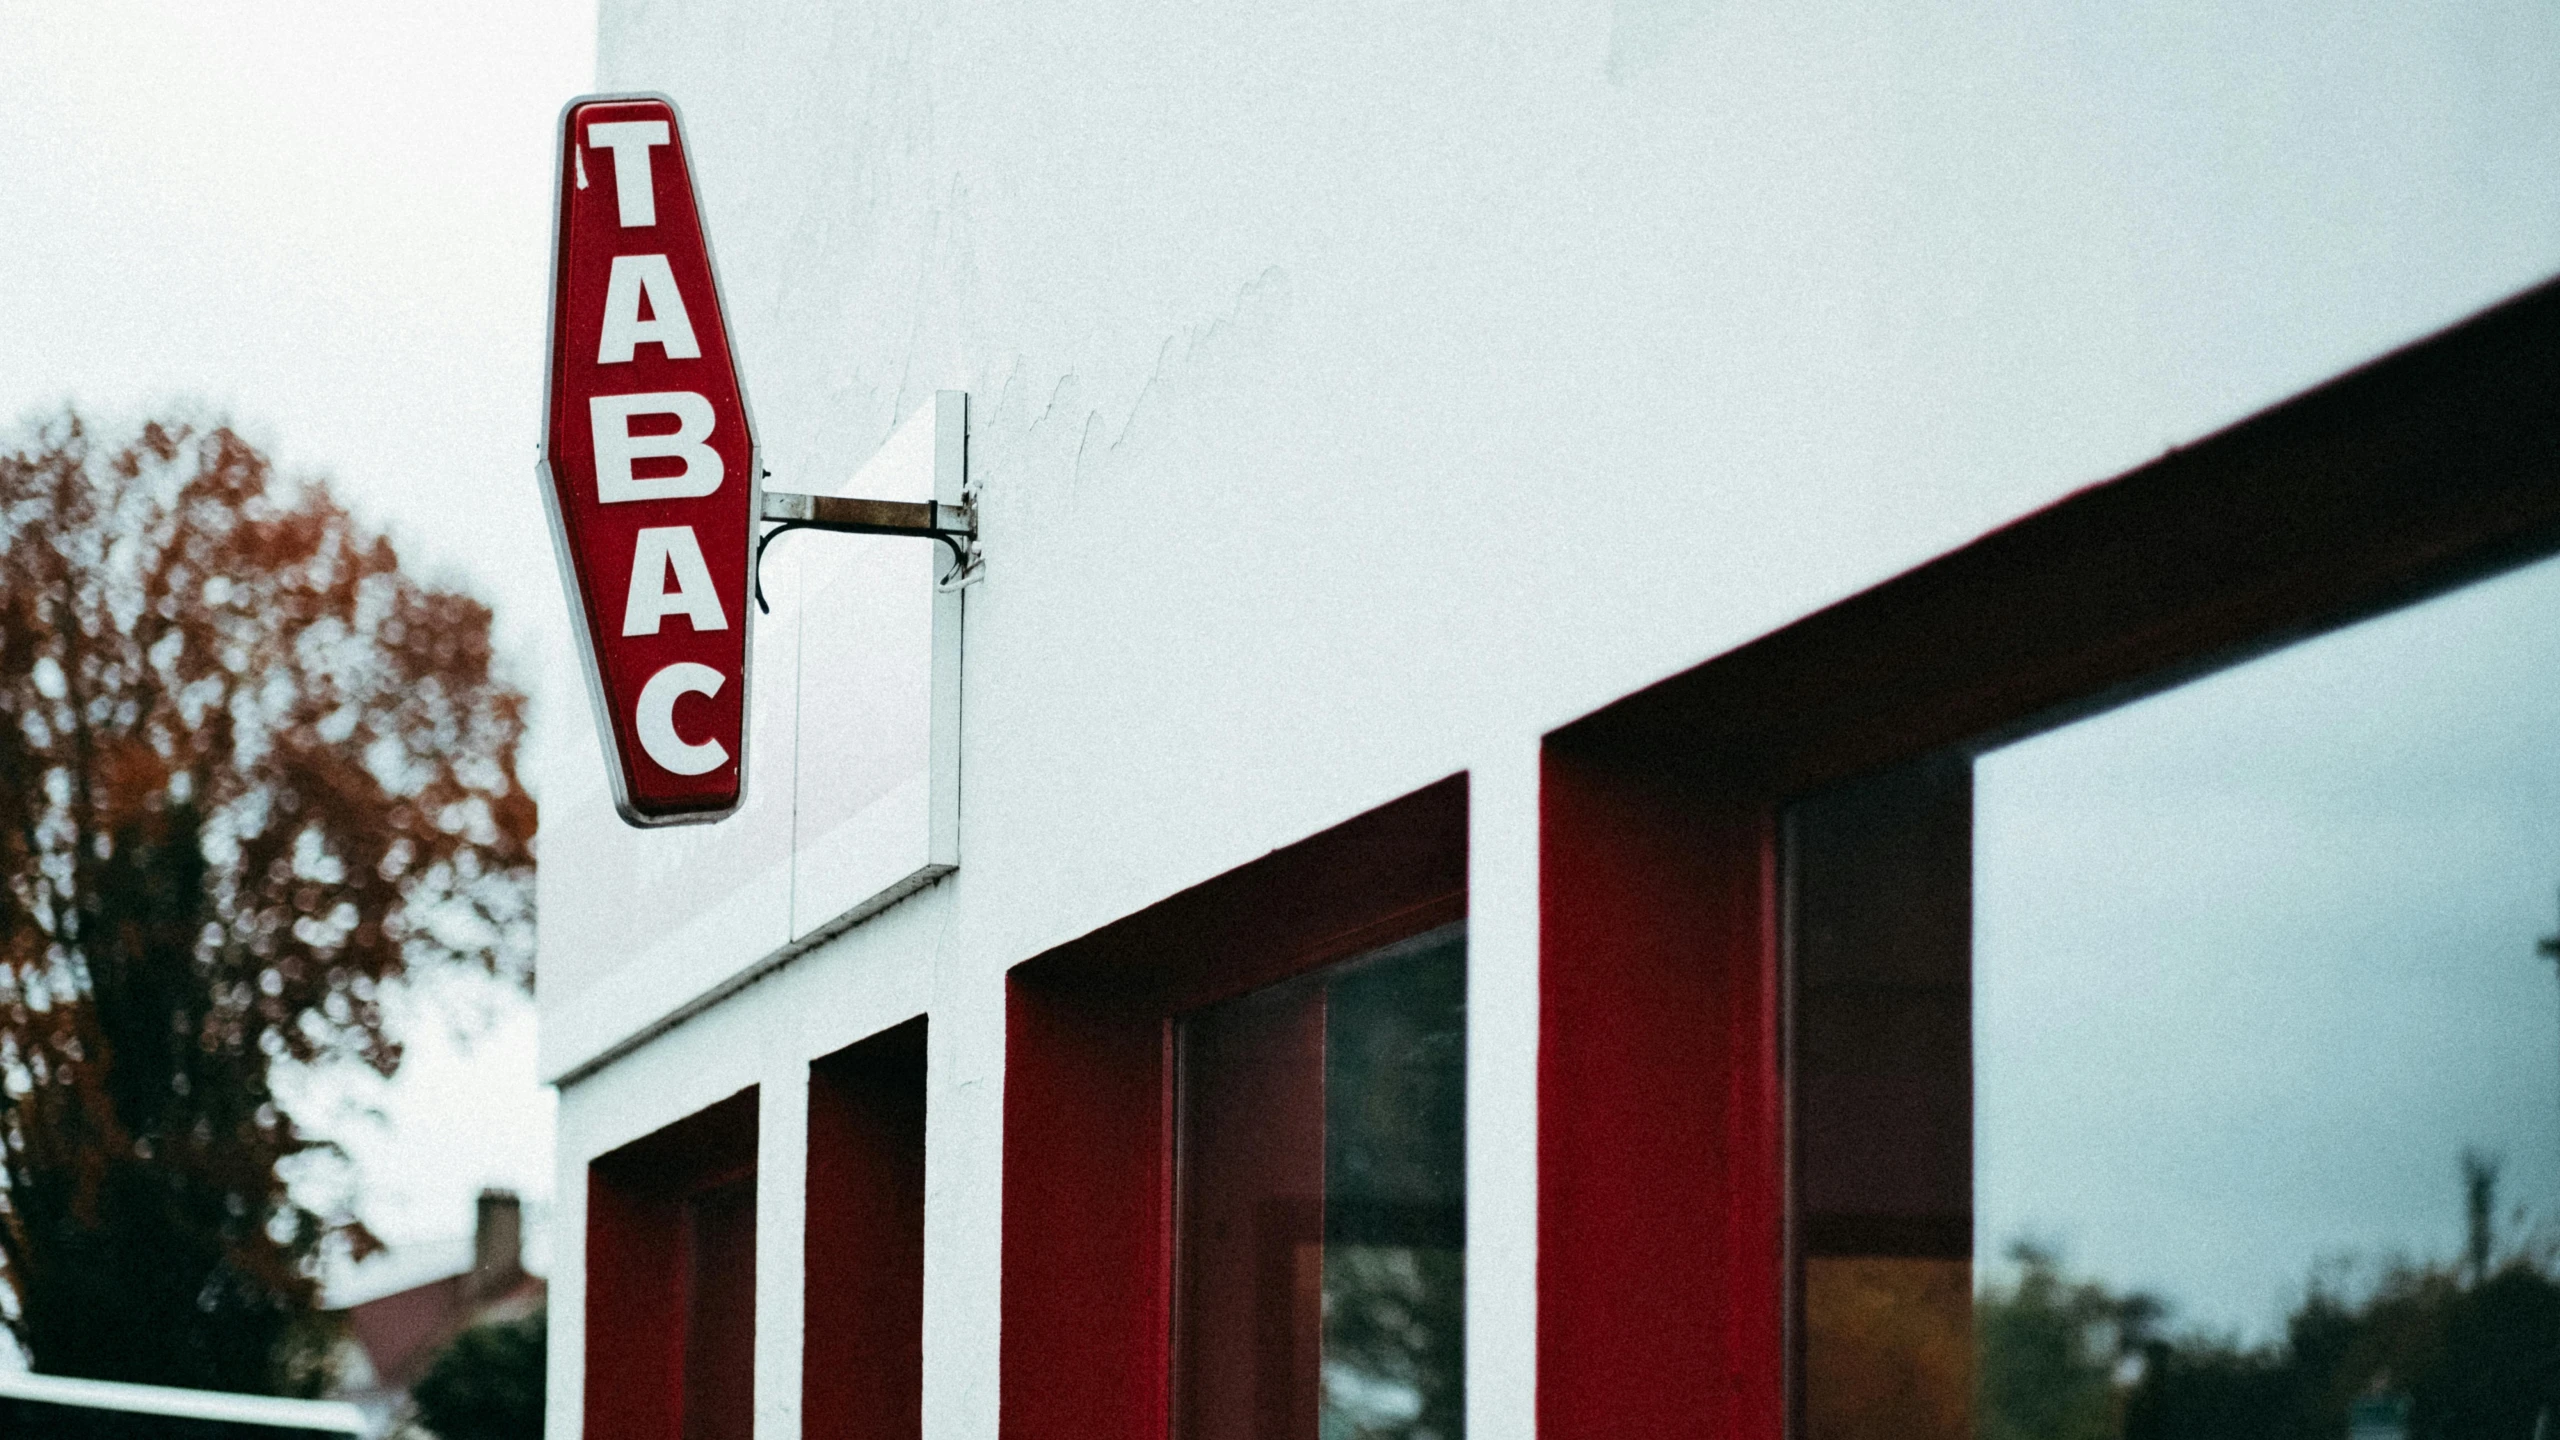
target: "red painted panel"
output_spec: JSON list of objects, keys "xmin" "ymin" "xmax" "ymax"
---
[
  {"xmin": 587, "ymin": 1088, "xmax": 760, "ymax": 1440},
  {"xmin": 805, "ymin": 1018, "xmax": 928, "ymax": 1440},
  {"xmin": 587, "ymin": 1162, "xmax": 686, "ymax": 1440},
  {"xmin": 1539, "ymin": 751, "xmax": 1784, "ymax": 1440},
  {"xmin": 1000, "ymin": 984, "xmax": 1173, "ymax": 1440}
]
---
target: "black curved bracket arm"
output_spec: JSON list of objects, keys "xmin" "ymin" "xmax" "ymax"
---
[{"xmin": 753, "ymin": 490, "xmax": 978, "ymax": 613}]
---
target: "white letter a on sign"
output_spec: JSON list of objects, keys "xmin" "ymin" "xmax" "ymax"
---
[
  {"xmin": 622, "ymin": 525, "xmax": 729, "ymax": 636},
  {"xmin": 597, "ymin": 254, "xmax": 701, "ymax": 363}
]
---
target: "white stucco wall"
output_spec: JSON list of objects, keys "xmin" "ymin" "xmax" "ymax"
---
[{"xmin": 541, "ymin": 3, "xmax": 2560, "ymax": 1437}]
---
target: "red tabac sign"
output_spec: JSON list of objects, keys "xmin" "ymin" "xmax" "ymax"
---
[{"xmin": 540, "ymin": 95, "xmax": 758, "ymax": 826}]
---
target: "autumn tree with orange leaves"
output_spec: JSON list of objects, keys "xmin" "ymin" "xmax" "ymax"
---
[{"xmin": 0, "ymin": 412, "xmax": 535, "ymax": 1395}]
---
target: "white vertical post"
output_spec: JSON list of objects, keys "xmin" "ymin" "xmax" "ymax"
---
[
  {"xmin": 921, "ymin": 956, "xmax": 1006, "ymax": 1440},
  {"xmin": 546, "ymin": 1129, "xmax": 590, "ymax": 1440},
  {"xmin": 1468, "ymin": 738, "xmax": 1541, "ymax": 1440},
  {"xmin": 755, "ymin": 1059, "xmax": 810, "ymax": 1440},
  {"xmin": 927, "ymin": 390, "xmax": 968, "ymax": 871}
]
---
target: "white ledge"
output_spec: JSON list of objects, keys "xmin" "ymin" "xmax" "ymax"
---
[{"xmin": 0, "ymin": 1370, "xmax": 365, "ymax": 1433}]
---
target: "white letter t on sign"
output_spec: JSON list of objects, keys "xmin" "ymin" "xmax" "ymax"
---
[{"xmin": 585, "ymin": 120, "xmax": 670, "ymax": 226}]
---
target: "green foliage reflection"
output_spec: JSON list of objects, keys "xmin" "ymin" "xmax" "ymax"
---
[
  {"xmin": 1321, "ymin": 929, "xmax": 1465, "ymax": 1440},
  {"xmin": 1976, "ymin": 1231, "xmax": 2560, "ymax": 1440}
]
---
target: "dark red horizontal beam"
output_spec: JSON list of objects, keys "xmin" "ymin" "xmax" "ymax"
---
[{"xmin": 1556, "ymin": 273, "xmax": 2560, "ymax": 796}]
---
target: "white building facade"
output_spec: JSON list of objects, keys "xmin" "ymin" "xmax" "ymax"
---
[{"xmin": 538, "ymin": 5, "xmax": 2560, "ymax": 1439}]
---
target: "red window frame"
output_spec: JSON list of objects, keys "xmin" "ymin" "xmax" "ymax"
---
[
  {"xmin": 587, "ymin": 1087, "xmax": 760, "ymax": 1440},
  {"xmin": 998, "ymin": 775, "xmax": 1468, "ymax": 1440},
  {"xmin": 1537, "ymin": 276, "xmax": 2560, "ymax": 1439}
]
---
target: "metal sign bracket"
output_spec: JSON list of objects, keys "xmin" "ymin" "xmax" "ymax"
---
[{"xmin": 753, "ymin": 486, "xmax": 981, "ymax": 612}]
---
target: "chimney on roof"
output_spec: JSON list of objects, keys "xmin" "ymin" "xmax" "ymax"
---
[{"xmin": 470, "ymin": 1189, "xmax": 524, "ymax": 1299}]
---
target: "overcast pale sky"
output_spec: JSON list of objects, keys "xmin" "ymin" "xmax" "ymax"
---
[
  {"xmin": 1979, "ymin": 551, "xmax": 2560, "ymax": 1341},
  {"xmin": 0, "ymin": 1, "xmax": 595, "ymax": 1293}
]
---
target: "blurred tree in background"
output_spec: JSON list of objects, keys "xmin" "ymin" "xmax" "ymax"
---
[
  {"xmin": 1981, "ymin": 1161, "xmax": 2560, "ymax": 1440},
  {"xmin": 409, "ymin": 1308, "xmax": 545, "ymax": 1440},
  {"xmin": 0, "ymin": 412, "xmax": 535, "ymax": 1394},
  {"xmin": 2109, "ymin": 1254, "xmax": 2560, "ymax": 1440},
  {"xmin": 1977, "ymin": 1243, "xmax": 2159, "ymax": 1440}
]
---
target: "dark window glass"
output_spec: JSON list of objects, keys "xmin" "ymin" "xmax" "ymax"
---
[
  {"xmin": 1789, "ymin": 754, "xmax": 1974, "ymax": 1440},
  {"xmin": 1174, "ymin": 924, "xmax": 1467, "ymax": 1440}
]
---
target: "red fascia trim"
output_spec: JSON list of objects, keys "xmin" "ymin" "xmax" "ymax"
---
[{"xmin": 1553, "ymin": 274, "xmax": 2560, "ymax": 801}]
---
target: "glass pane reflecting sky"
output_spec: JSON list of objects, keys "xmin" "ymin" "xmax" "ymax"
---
[{"xmin": 1976, "ymin": 550, "xmax": 2560, "ymax": 1342}]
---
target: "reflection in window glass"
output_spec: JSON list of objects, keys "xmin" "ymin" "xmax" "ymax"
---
[
  {"xmin": 1174, "ymin": 925, "xmax": 1466, "ymax": 1440},
  {"xmin": 1975, "ymin": 554, "xmax": 2560, "ymax": 1439},
  {"xmin": 1793, "ymin": 553, "xmax": 2560, "ymax": 1439},
  {"xmin": 1791, "ymin": 753, "xmax": 1974, "ymax": 1440}
]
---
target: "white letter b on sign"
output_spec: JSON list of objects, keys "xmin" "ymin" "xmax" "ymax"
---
[
  {"xmin": 591, "ymin": 392, "xmax": 723, "ymax": 502},
  {"xmin": 635, "ymin": 662, "xmax": 729, "ymax": 775}
]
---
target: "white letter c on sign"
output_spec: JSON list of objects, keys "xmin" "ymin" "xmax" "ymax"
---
[{"xmin": 634, "ymin": 662, "xmax": 730, "ymax": 776}]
